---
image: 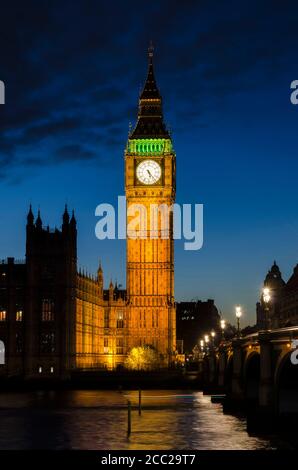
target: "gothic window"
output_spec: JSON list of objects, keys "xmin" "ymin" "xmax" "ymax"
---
[
  {"xmin": 104, "ymin": 337, "xmax": 109, "ymax": 354},
  {"xmin": 41, "ymin": 299, "xmax": 54, "ymax": 321},
  {"xmin": 116, "ymin": 310, "xmax": 124, "ymax": 328},
  {"xmin": 40, "ymin": 332, "xmax": 55, "ymax": 353},
  {"xmin": 16, "ymin": 310, "xmax": 23, "ymax": 322},
  {"xmin": 0, "ymin": 310, "xmax": 6, "ymax": 321},
  {"xmin": 15, "ymin": 333, "xmax": 23, "ymax": 353},
  {"xmin": 41, "ymin": 266, "xmax": 55, "ymax": 281},
  {"xmin": 116, "ymin": 338, "xmax": 124, "ymax": 355},
  {"xmin": 15, "ymin": 288, "xmax": 24, "ymax": 309},
  {"xmin": 0, "ymin": 288, "xmax": 8, "ymax": 316},
  {"xmin": 104, "ymin": 310, "xmax": 109, "ymax": 328}
]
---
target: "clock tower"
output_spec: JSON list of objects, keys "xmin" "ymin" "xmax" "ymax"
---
[{"xmin": 125, "ymin": 46, "xmax": 176, "ymax": 365}]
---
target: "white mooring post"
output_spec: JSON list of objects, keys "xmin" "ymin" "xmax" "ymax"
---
[
  {"xmin": 0, "ymin": 81, "xmax": 4, "ymax": 105},
  {"xmin": 0, "ymin": 340, "xmax": 5, "ymax": 364}
]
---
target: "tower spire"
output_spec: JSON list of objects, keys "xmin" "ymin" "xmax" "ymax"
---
[
  {"xmin": 63, "ymin": 204, "xmax": 70, "ymax": 225},
  {"xmin": 36, "ymin": 209, "xmax": 42, "ymax": 229},
  {"xmin": 139, "ymin": 42, "xmax": 160, "ymax": 101},
  {"xmin": 129, "ymin": 44, "xmax": 170, "ymax": 139},
  {"xmin": 27, "ymin": 204, "xmax": 34, "ymax": 226},
  {"xmin": 70, "ymin": 209, "xmax": 76, "ymax": 227}
]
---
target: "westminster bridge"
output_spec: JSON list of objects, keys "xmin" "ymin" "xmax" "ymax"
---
[{"xmin": 202, "ymin": 326, "xmax": 298, "ymax": 415}]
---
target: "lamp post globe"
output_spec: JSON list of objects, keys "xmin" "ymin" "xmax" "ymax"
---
[
  {"xmin": 235, "ymin": 306, "xmax": 242, "ymax": 337},
  {"xmin": 262, "ymin": 287, "xmax": 271, "ymax": 329},
  {"xmin": 220, "ymin": 319, "xmax": 226, "ymax": 340}
]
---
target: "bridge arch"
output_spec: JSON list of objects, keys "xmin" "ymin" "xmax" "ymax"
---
[
  {"xmin": 275, "ymin": 350, "xmax": 298, "ymax": 415},
  {"xmin": 243, "ymin": 351, "xmax": 260, "ymax": 403}
]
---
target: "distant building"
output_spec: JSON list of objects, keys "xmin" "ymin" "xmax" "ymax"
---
[
  {"xmin": 280, "ymin": 264, "xmax": 298, "ymax": 327},
  {"xmin": 256, "ymin": 261, "xmax": 285, "ymax": 329},
  {"xmin": 256, "ymin": 261, "xmax": 298, "ymax": 328},
  {"xmin": 176, "ymin": 300, "xmax": 220, "ymax": 354}
]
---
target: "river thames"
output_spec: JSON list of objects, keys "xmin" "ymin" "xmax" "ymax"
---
[{"xmin": 0, "ymin": 390, "xmax": 293, "ymax": 450}]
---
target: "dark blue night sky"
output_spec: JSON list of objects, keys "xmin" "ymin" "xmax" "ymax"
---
[{"xmin": 1, "ymin": 0, "xmax": 298, "ymax": 325}]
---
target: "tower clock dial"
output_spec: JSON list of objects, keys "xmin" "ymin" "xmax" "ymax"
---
[{"xmin": 136, "ymin": 160, "xmax": 161, "ymax": 185}]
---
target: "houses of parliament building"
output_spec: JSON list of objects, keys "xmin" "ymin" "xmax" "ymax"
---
[{"xmin": 0, "ymin": 49, "xmax": 177, "ymax": 379}]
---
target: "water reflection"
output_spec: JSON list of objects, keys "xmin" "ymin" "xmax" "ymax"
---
[{"xmin": 0, "ymin": 390, "xmax": 289, "ymax": 449}]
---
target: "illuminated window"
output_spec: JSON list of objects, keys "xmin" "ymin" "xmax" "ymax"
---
[
  {"xmin": 104, "ymin": 337, "xmax": 109, "ymax": 354},
  {"xmin": 16, "ymin": 310, "xmax": 23, "ymax": 322},
  {"xmin": 116, "ymin": 310, "xmax": 124, "ymax": 328},
  {"xmin": 0, "ymin": 310, "xmax": 6, "ymax": 321},
  {"xmin": 38, "ymin": 366, "xmax": 43, "ymax": 374},
  {"xmin": 50, "ymin": 366, "xmax": 54, "ymax": 374},
  {"xmin": 116, "ymin": 338, "xmax": 124, "ymax": 355},
  {"xmin": 41, "ymin": 299, "xmax": 54, "ymax": 321}
]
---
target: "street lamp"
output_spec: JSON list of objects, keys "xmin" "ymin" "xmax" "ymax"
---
[
  {"xmin": 211, "ymin": 330, "xmax": 216, "ymax": 347},
  {"xmin": 262, "ymin": 287, "xmax": 271, "ymax": 329},
  {"xmin": 220, "ymin": 319, "xmax": 226, "ymax": 339},
  {"xmin": 235, "ymin": 305, "xmax": 242, "ymax": 337},
  {"xmin": 200, "ymin": 339, "xmax": 204, "ymax": 351},
  {"xmin": 204, "ymin": 335, "xmax": 209, "ymax": 352}
]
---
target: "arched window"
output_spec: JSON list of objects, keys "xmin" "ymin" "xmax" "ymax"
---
[
  {"xmin": 41, "ymin": 299, "xmax": 54, "ymax": 321},
  {"xmin": 117, "ymin": 310, "xmax": 124, "ymax": 328}
]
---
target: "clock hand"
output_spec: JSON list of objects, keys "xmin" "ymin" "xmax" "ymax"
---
[{"xmin": 147, "ymin": 170, "xmax": 153, "ymax": 178}]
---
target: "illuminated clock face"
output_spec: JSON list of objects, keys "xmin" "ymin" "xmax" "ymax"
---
[{"xmin": 136, "ymin": 160, "xmax": 161, "ymax": 185}]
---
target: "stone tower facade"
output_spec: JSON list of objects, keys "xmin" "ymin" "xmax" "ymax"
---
[
  {"xmin": 25, "ymin": 205, "xmax": 77, "ymax": 378},
  {"xmin": 125, "ymin": 47, "xmax": 176, "ymax": 364}
]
